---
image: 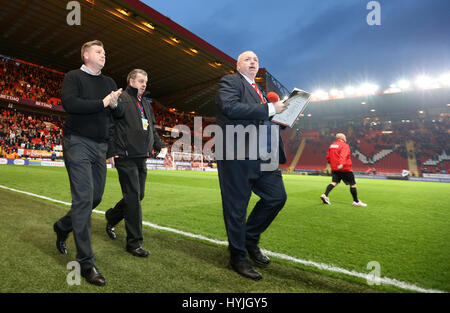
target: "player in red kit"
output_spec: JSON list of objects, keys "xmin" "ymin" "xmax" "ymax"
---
[{"xmin": 320, "ymin": 133, "xmax": 367, "ymax": 207}]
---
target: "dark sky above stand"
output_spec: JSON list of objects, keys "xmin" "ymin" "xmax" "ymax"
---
[{"xmin": 142, "ymin": 0, "xmax": 450, "ymax": 93}]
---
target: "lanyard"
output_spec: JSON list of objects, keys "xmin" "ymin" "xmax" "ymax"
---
[{"xmin": 137, "ymin": 99, "xmax": 145, "ymax": 118}]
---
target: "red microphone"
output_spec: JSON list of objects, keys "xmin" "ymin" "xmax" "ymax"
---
[{"xmin": 266, "ymin": 91, "xmax": 279, "ymax": 103}]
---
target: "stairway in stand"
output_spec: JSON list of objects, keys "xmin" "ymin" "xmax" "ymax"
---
[
  {"xmin": 405, "ymin": 140, "xmax": 419, "ymax": 176},
  {"xmin": 288, "ymin": 138, "xmax": 306, "ymax": 172}
]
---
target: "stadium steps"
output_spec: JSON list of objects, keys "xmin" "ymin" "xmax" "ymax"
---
[
  {"xmin": 423, "ymin": 150, "xmax": 450, "ymax": 166},
  {"xmin": 347, "ymin": 126, "xmax": 353, "ymax": 137},
  {"xmin": 352, "ymin": 149, "xmax": 393, "ymax": 164},
  {"xmin": 405, "ymin": 140, "xmax": 419, "ymax": 176},
  {"xmin": 288, "ymin": 138, "xmax": 306, "ymax": 171}
]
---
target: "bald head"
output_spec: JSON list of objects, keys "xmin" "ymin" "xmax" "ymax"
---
[
  {"xmin": 336, "ymin": 133, "xmax": 347, "ymax": 142},
  {"xmin": 237, "ymin": 50, "xmax": 259, "ymax": 80}
]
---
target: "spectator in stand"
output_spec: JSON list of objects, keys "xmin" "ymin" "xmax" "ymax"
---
[{"xmin": 320, "ymin": 133, "xmax": 367, "ymax": 207}]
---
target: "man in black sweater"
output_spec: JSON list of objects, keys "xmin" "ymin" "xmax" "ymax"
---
[
  {"xmin": 105, "ymin": 69, "xmax": 165, "ymax": 257},
  {"xmin": 53, "ymin": 40, "xmax": 124, "ymax": 286}
]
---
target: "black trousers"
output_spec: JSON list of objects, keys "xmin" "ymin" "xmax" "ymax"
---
[
  {"xmin": 56, "ymin": 135, "xmax": 107, "ymax": 269},
  {"xmin": 106, "ymin": 157, "xmax": 147, "ymax": 250},
  {"xmin": 217, "ymin": 160, "xmax": 287, "ymax": 262}
]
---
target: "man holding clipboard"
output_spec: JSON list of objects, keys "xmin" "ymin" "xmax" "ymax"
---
[{"xmin": 215, "ymin": 50, "xmax": 293, "ymax": 280}]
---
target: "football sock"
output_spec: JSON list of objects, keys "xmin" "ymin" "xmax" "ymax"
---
[
  {"xmin": 324, "ymin": 184, "xmax": 335, "ymax": 196},
  {"xmin": 350, "ymin": 187, "xmax": 358, "ymax": 202}
]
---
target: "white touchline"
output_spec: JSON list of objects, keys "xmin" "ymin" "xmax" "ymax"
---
[{"xmin": 0, "ymin": 184, "xmax": 444, "ymax": 293}]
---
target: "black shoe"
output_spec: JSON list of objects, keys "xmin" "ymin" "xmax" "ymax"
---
[
  {"xmin": 229, "ymin": 259, "xmax": 262, "ymax": 280},
  {"xmin": 126, "ymin": 247, "xmax": 150, "ymax": 258},
  {"xmin": 106, "ymin": 223, "xmax": 116, "ymax": 240},
  {"xmin": 53, "ymin": 222, "xmax": 68, "ymax": 254},
  {"xmin": 105, "ymin": 209, "xmax": 116, "ymax": 240},
  {"xmin": 247, "ymin": 245, "xmax": 270, "ymax": 266},
  {"xmin": 81, "ymin": 266, "xmax": 106, "ymax": 286}
]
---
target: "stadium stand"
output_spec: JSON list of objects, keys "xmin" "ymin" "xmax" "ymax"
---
[
  {"xmin": 0, "ymin": 56, "xmax": 63, "ymax": 105},
  {"xmin": 1, "ymin": 54, "xmax": 449, "ymax": 176},
  {"xmin": 287, "ymin": 117, "xmax": 450, "ymax": 176}
]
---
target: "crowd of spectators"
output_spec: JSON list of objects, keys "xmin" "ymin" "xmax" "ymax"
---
[
  {"xmin": 0, "ymin": 56, "xmax": 63, "ymax": 104},
  {"xmin": 0, "ymin": 105, "xmax": 215, "ymax": 161},
  {"xmin": 0, "ymin": 108, "xmax": 64, "ymax": 158}
]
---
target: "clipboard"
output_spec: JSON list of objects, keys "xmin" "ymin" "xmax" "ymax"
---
[{"xmin": 271, "ymin": 88, "xmax": 311, "ymax": 128}]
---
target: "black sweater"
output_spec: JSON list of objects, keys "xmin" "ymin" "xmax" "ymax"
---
[{"xmin": 62, "ymin": 69, "xmax": 124, "ymax": 142}]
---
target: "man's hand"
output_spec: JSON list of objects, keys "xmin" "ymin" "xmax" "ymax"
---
[
  {"xmin": 153, "ymin": 147, "xmax": 168, "ymax": 158},
  {"xmin": 159, "ymin": 147, "xmax": 168, "ymax": 157},
  {"xmin": 109, "ymin": 88, "xmax": 122, "ymax": 108},
  {"xmin": 273, "ymin": 100, "xmax": 287, "ymax": 114},
  {"xmin": 103, "ymin": 93, "xmax": 112, "ymax": 107},
  {"xmin": 107, "ymin": 156, "xmax": 118, "ymax": 166},
  {"xmin": 337, "ymin": 164, "xmax": 343, "ymax": 170},
  {"xmin": 103, "ymin": 89, "xmax": 122, "ymax": 108}
]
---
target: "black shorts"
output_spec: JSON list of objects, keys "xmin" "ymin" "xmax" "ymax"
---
[{"xmin": 332, "ymin": 171, "xmax": 356, "ymax": 185}]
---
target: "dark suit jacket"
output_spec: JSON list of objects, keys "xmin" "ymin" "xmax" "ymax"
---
[{"xmin": 215, "ymin": 73, "xmax": 286, "ymax": 164}]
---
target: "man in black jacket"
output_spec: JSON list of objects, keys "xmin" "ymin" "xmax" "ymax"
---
[
  {"xmin": 105, "ymin": 69, "xmax": 165, "ymax": 257},
  {"xmin": 53, "ymin": 40, "xmax": 124, "ymax": 286}
]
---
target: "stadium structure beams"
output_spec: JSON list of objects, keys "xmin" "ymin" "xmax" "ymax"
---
[
  {"xmin": 1, "ymin": 0, "xmax": 279, "ymax": 117},
  {"xmin": 297, "ymin": 87, "xmax": 450, "ymax": 127}
]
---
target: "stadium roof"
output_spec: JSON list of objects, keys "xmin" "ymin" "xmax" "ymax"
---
[
  {"xmin": 298, "ymin": 87, "xmax": 450, "ymax": 126},
  {"xmin": 1, "ymin": 0, "xmax": 277, "ymax": 116}
]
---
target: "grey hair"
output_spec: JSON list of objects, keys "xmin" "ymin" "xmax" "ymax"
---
[{"xmin": 127, "ymin": 69, "xmax": 148, "ymax": 84}]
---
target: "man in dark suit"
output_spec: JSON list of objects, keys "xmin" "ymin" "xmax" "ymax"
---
[{"xmin": 215, "ymin": 50, "xmax": 288, "ymax": 280}]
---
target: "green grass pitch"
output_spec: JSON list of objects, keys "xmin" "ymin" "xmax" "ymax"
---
[{"xmin": 0, "ymin": 165, "xmax": 448, "ymax": 292}]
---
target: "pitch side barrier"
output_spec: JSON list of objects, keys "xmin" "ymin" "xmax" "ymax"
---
[
  {"xmin": 0, "ymin": 158, "xmax": 65, "ymax": 167},
  {"xmin": 284, "ymin": 167, "xmax": 450, "ymax": 183},
  {"xmin": 0, "ymin": 158, "xmax": 217, "ymax": 172},
  {"xmin": 356, "ymin": 173, "xmax": 450, "ymax": 183},
  {"xmin": 3, "ymin": 158, "xmax": 450, "ymax": 181}
]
